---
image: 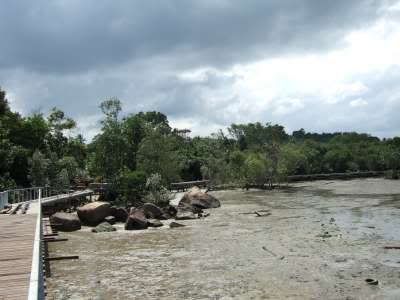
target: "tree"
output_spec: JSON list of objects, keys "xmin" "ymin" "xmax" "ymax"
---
[
  {"xmin": 88, "ymin": 98, "xmax": 126, "ymax": 181},
  {"xmin": 29, "ymin": 150, "xmax": 49, "ymax": 186},
  {"xmin": 117, "ymin": 169, "xmax": 147, "ymax": 206},
  {"xmin": 55, "ymin": 168, "xmax": 70, "ymax": 193},
  {"xmin": 122, "ymin": 114, "xmax": 147, "ymax": 170},
  {"xmin": 243, "ymin": 153, "xmax": 268, "ymax": 185},
  {"xmin": 136, "ymin": 132, "xmax": 180, "ymax": 183},
  {"xmin": 144, "ymin": 173, "xmax": 171, "ymax": 206},
  {"xmin": 277, "ymin": 144, "xmax": 307, "ymax": 182},
  {"xmin": 47, "ymin": 108, "xmax": 76, "ymax": 157}
]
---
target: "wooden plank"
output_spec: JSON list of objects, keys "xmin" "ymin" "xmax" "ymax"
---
[{"xmin": 0, "ymin": 214, "xmax": 37, "ymax": 299}]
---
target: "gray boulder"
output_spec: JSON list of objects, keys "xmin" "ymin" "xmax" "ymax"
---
[
  {"xmin": 50, "ymin": 212, "xmax": 81, "ymax": 232},
  {"xmin": 113, "ymin": 207, "xmax": 128, "ymax": 222},
  {"xmin": 77, "ymin": 201, "xmax": 112, "ymax": 226},
  {"xmin": 142, "ymin": 203, "xmax": 163, "ymax": 219},
  {"xmin": 160, "ymin": 205, "xmax": 177, "ymax": 219},
  {"xmin": 125, "ymin": 209, "xmax": 148, "ymax": 230},
  {"xmin": 175, "ymin": 207, "xmax": 198, "ymax": 220},
  {"xmin": 91, "ymin": 222, "xmax": 116, "ymax": 233},
  {"xmin": 179, "ymin": 186, "xmax": 221, "ymax": 209}
]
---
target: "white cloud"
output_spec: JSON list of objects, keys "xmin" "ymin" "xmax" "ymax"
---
[
  {"xmin": 273, "ymin": 98, "xmax": 304, "ymax": 116},
  {"xmin": 349, "ymin": 98, "xmax": 368, "ymax": 108}
]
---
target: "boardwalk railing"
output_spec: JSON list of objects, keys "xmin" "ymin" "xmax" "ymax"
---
[
  {"xmin": 170, "ymin": 180, "xmax": 210, "ymax": 191},
  {"xmin": 0, "ymin": 191, "xmax": 8, "ymax": 210},
  {"xmin": 28, "ymin": 189, "xmax": 45, "ymax": 300},
  {"xmin": 0, "ymin": 187, "xmax": 51, "ymax": 209}
]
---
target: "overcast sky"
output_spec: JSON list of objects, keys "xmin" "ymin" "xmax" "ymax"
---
[{"xmin": 1, "ymin": 0, "xmax": 400, "ymax": 140}]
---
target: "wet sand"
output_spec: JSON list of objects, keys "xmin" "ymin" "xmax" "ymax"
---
[{"xmin": 47, "ymin": 178, "xmax": 400, "ymax": 299}]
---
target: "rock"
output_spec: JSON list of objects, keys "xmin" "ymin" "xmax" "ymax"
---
[
  {"xmin": 142, "ymin": 203, "xmax": 163, "ymax": 219},
  {"xmin": 109, "ymin": 206, "xmax": 118, "ymax": 217},
  {"xmin": 91, "ymin": 222, "xmax": 116, "ymax": 233},
  {"xmin": 175, "ymin": 201, "xmax": 202, "ymax": 220},
  {"xmin": 148, "ymin": 219, "xmax": 163, "ymax": 227},
  {"xmin": 113, "ymin": 207, "xmax": 128, "ymax": 222},
  {"xmin": 125, "ymin": 209, "xmax": 148, "ymax": 230},
  {"xmin": 160, "ymin": 205, "xmax": 177, "ymax": 219},
  {"xmin": 50, "ymin": 212, "xmax": 81, "ymax": 232},
  {"xmin": 175, "ymin": 208, "xmax": 198, "ymax": 220},
  {"xmin": 77, "ymin": 201, "xmax": 112, "ymax": 226},
  {"xmin": 199, "ymin": 212, "xmax": 210, "ymax": 218},
  {"xmin": 105, "ymin": 215, "xmax": 116, "ymax": 225},
  {"xmin": 317, "ymin": 231, "xmax": 332, "ymax": 238},
  {"xmin": 169, "ymin": 222, "xmax": 185, "ymax": 228},
  {"xmin": 179, "ymin": 186, "xmax": 221, "ymax": 209}
]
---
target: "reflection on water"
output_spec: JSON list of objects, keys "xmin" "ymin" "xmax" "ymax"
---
[{"xmin": 47, "ymin": 178, "xmax": 400, "ymax": 300}]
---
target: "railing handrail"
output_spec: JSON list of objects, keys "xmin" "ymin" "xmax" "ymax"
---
[
  {"xmin": 0, "ymin": 186, "xmax": 47, "ymax": 193},
  {"xmin": 28, "ymin": 189, "xmax": 45, "ymax": 300}
]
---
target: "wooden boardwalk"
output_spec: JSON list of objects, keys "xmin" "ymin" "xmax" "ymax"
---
[
  {"xmin": 0, "ymin": 214, "xmax": 37, "ymax": 300},
  {"xmin": 0, "ymin": 189, "xmax": 93, "ymax": 299}
]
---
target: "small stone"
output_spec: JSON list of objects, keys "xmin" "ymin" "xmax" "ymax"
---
[
  {"xmin": 169, "ymin": 222, "xmax": 185, "ymax": 228},
  {"xmin": 92, "ymin": 222, "xmax": 116, "ymax": 233}
]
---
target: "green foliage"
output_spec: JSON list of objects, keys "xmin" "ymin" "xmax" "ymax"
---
[
  {"xmin": 144, "ymin": 173, "xmax": 171, "ymax": 206},
  {"xmin": 55, "ymin": 168, "xmax": 70, "ymax": 192},
  {"xmin": 88, "ymin": 98, "xmax": 126, "ymax": 181},
  {"xmin": 0, "ymin": 87, "xmax": 87, "ymax": 190},
  {"xmin": 243, "ymin": 153, "xmax": 268, "ymax": 185},
  {"xmin": 1, "ymin": 85, "xmax": 400, "ymax": 194},
  {"xmin": 58, "ymin": 156, "xmax": 79, "ymax": 182},
  {"xmin": 277, "ymin": 144, "xmax": 307, "ymax": 181},
  {"xmin": 29, "ymin": 150, "xmax": 49, "ymax": 186},
  {"xmin": 117, "ymin": 170, "xmax": 147, "ymax": 206},
  {"xmin": 136, "ymin": 132, "xmax": 180, "ymax": 183}
]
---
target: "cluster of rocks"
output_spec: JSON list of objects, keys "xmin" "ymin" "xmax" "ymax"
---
[{"xmin": 49, "ymin": 186, "xmax": 221, "ymax": 232}]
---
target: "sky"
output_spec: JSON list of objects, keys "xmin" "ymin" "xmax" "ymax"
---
[{"xmin": 1, "ymin": 0, "xmax": 400, "ymax": 140}]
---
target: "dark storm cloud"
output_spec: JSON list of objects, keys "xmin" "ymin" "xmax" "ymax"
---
[
  {"xmin": 0, "ymin": 0, "xmax": 393, "ymax": 73},
  {"xmin": 1, "ymin": 0, "xmax": 399, "ymax": 139}
]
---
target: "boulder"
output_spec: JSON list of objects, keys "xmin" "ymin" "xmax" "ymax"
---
[
  {"xmin": 50, "ymin": 212, "xmax": 81, "ymax": 232},
  {"xmin": 160, "ymin": 205, "xmax": 177, "ymax": 219},
  {"xmin": 125, "ymin": 209, "xmax": 148, "ymax": 230},
  {"xmin": 109, "ymin": 206, "xmax": 118, "ymax": 217},
  {"xmin": 91, "ymin": 222, "xmax": 116, "ymax": 233},
  {"xmin": 113, "ymin": 207, "xmax": 128, "ymax": 222},
  {"xmin": 170, "ymin": 222, "xmax": 185, "ymax": 228},
  {"xmin": 175, "ymin": 205, "xmax": 198, "ymax": 220},
  {"xmin": 179, "ymin": 186, "xmax": 221, "ymax": 209},
  {"xmin": 77, "ymin": 201, "xmax": 112, "ymax": 226},
  {"xmin": 105, "ymin": 215, "xmax": 116, "ymax": 225},
  {"xmin": 142, "ymin": 203, "xmax": 163, "ymax": 219},
  {"xmin": 148, "ymin": 219, "xmax": 163, "ymax": 227}
]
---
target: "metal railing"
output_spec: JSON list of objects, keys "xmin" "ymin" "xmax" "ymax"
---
[
  {"xmin": 28, "ymin": 189, "xmax": 45, "ymax": 300},
  {"xmin": 0, "ymin": 186, "xmax": 51, "ymax": 209},
  {"xmin": 0, "ymin": 191, "xmax": 8, "ymax": 210}
]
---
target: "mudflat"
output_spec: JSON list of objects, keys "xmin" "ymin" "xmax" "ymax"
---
[{"xmin": 47, "ymin": 178, "xmax": 400, "ymax": 299}]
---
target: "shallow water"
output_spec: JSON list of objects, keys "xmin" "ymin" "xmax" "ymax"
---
[{"xmin": 47, "ymin": 178, "xmax": 400, "ymax": 299}]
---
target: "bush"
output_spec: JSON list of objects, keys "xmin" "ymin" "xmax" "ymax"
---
[
  {"xmin": 144, "ymin": 173, "xmax": 171, "ymax": 207},
  {"xmin": 385, "ymin": 170, "xmax": 399, "ymax": 180},
  {"xmin": 117, "ymin": 170, "xmax": 147, "ymax": 206}
]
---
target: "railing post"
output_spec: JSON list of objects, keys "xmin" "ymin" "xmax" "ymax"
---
[
  {"xmin": 0, "ymin": 192, "xmax": 4, "ymax": 209},
  {"xmin": 28, "ymin": 188, "xmax": 44, "ymax": 300}
]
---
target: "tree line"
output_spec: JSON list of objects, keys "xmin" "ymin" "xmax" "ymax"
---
[{"xmin": 1, "ymin": 87, "xmax": 399, "ymax": 204}]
